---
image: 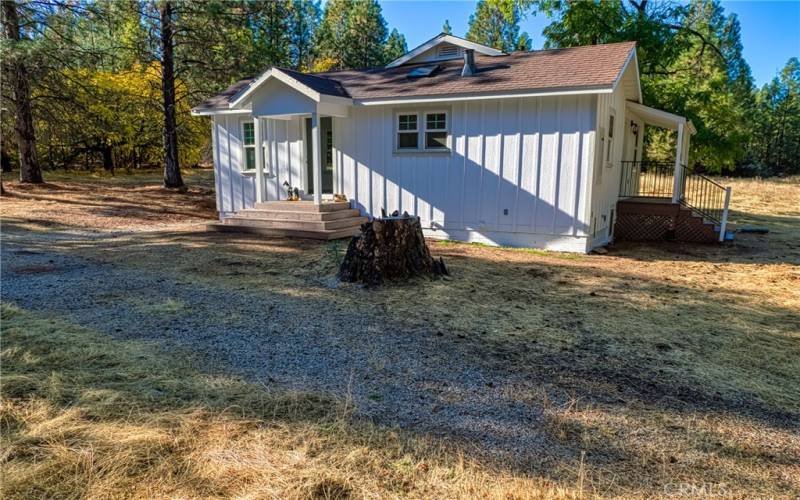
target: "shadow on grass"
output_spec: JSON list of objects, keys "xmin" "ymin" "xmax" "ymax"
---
[{"xmin": 2, "ymin": 220, "xmax": 799, "ymax": 496}]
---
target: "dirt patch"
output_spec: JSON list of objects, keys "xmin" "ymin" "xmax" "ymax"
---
[
  {"xmin": 9, "ymin": 264, "xmax": 60, "ymax": 274},
  {"xmin": 1, "ymin": 170, "xmax": 216, "ymax": 232}
]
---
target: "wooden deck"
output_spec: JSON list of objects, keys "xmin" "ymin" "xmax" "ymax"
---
[{"xmin": 208, "ymin": 201, "xmax": 366, "ymax": 240}]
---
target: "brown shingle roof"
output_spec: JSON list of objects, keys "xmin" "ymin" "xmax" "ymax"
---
[{"xmin": 193, "ymin": 41, "xmax": 635, "ymax": 112}]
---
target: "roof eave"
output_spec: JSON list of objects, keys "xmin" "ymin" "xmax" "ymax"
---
[{"xmin": 355, "ymin": 85, "xmax": 614, "ymax": 106}]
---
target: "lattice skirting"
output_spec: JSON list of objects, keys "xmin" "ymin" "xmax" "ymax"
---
[
  {"xmin": 615, "ymin": 213, "xmax": 674, "ymax": 241},
  {"xmin": 615, "ymin": 204, "xmax": 719, "ymax": 243}
]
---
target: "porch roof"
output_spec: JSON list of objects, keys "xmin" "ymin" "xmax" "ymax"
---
[{"xmin": 626, "ymin": 101, "xmax": 696, "ymax": 135}]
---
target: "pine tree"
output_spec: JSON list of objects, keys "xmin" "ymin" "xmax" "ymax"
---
[
  {"xmin": 385, "ymin": 28, "xmax": 407, "ymax": 63},
  {"xmin": 466, "ymin": 0, "xmax": 529, "ymax": 53},
  {"xmin": 442, "ymin": 19, "xmax": 452, "ymax": 35},
  {"xmin": 315, "ymin": 0, "xmax": 393, "ymax": 69},
  {"xmin": 2, "ymin": 0, "xmax": 43, "ymax": 183},
  {"xmin": 289, "ymin": 0, "xmax": 321, "ymax": 70}
]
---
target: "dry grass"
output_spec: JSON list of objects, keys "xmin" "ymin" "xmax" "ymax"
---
[
  {"xmin": 2, "ymin": 173, "xmax": 799, "ymax": 498},
  {"xmin": 1, "ymin": 304, "xmax": 579, "ymax": 499}
]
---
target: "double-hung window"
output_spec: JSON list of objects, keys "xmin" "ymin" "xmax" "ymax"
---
[
  {"xmin": 395, "ymin": 110, "xmax": 449, "ymax": 152},
  {"xmin": 396, "ymin": 113, "xmax": 418, "ymax": 150},
  {"xmin": 242, "ymin": 121, "xmax": 256, "ymax": 171},
  {"xmin": 424, "ymin": 112, "xmax": 448, "ymax": 150}
]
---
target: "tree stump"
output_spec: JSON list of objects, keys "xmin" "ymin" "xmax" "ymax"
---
[{"xmin": 339, "ymin": 211, "xmax": 448, "ymax": 286}]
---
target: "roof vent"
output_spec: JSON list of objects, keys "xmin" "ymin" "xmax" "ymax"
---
[
  {"xmin": 407, "ymin": 65, "xmax": 440, "ymax": 78},
  {"xmin": 462, "ymin": 49, "xmax": 477, "ymax": 77},
  {"xmin": 437, "ymin": 44, "xmax": 461, "ymax": 58}
]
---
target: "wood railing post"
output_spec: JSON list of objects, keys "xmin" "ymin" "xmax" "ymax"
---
[
  {"xmin": 719, "ymin": 186, "xmax": 731, "ymax": 242},
  {"xmin": 254, "ymin": 116, "xmax": 264, "ymax": 203},
  {"xmin": 672, "ymin": 122, "xmax": 684, "ymax": 203}
]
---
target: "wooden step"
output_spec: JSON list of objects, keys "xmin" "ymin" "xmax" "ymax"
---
[
  {"xmin": 207, "ymin": 222, "xmax": 360, "ymax": 240},
  {"xmin": 235, "ymin": 208, "xmax": 361, "ymax": 221},
  {"xmin": 253, "ymin": 201, "xmax": 350, "ymax": 212},
  {"xmin": 223, "ymin": 215, "xmax": 367, "ymax": 231}
]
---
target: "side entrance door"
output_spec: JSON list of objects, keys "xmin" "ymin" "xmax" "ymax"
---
[{"xmin": 304, "ymin": 117, "xmax": 334, "ymax": 196}]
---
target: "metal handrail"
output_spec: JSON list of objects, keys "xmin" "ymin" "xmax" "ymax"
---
[{"xmin": 619, "ymin": 160, "xmax": 679, "ymax": 199}]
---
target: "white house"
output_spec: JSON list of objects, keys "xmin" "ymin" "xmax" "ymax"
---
[{"xmin": 192, "ymin": 34, "xmax": 731, "ymax": 252}]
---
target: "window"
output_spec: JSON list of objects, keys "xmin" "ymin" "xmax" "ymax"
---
[
  {"xmin": 242, "ymin": 121, "xmax": 256, "ymax": 171},
  {"xmin": 425, "ymin": 112, "xmax": 448, "ymax": 149},
  {"xmin": 395, "ymin": 110, "xmax": 449, "ymax": 152},
  {"xmin": 396, "ymin": 113, "xmax": 418, "ymax": 149},
  {"xmin": 605, "ymin": 113, "xmax": 615, "ymax": 163}
]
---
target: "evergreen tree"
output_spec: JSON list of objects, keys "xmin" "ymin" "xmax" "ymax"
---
[
  {"xmin": 533, "ymin": 0, "xmax": 756, "ymax": 172},
  {"xmin": 748, "ymin": 58, "xmax": 800, "ymax": 174},
  {"xmin": 466, "ymin": 0, "xmax": 530, "ymax": 53},
  {"xmin": 315, "ymin": 0, "xmax": 394, "ymax": 69},
  {"xmin": 515, "ymin": 31, "xmax": 532, "ymax": 51},
  {"xmin": 385, "ymin": 28, "xmax": 407, "ymax": 63},
  {"xmin": 442, "ymin": 19, "xmax": 452, "ymax": 35},
  {"xmin": 2, "ymin": 0, "xmax": 43, "ymax": 183},
  {"xmin": 289, "ymin": 0, "xmax": 321, "ymax": 70}
]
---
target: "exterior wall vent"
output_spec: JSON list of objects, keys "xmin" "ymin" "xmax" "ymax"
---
[{"xmin": 437, "ymin": 44, "xmax": 461, "ymax": 59}]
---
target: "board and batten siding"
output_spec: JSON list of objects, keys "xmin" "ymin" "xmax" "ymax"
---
[
  {"xmin": 334, "ymin": 95, "xmax": 596, "ymax": 252},
  {"xmin": 588, "ymin": 82, "xmax": 628, "ymax": 248},
  {"xmin": 212, "ymin": 113, "xmax": 304, "ymax": 217},
  {"xmin": 211, "ymin": 95, "xmax": 598, "ymax": 252}
]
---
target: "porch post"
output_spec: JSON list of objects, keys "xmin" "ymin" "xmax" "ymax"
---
[
  {"xmin": 254, "ymin": 116, "xmax": 264, "ymax": 203},
  {"xmin": 672, "ymin": 122, "xmax": 684, "ymax": 203},
  {"xmin": 311, "ymin": 111, "xmax": 322, "ymax": 205}
]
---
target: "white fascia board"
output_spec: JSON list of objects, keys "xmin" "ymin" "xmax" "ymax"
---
[
  {"xmin": 386, "ymin": 33, "xmax": 505, "ymax": 68},
  {"xmin": 356, "ymin": 86, "xmax": 612, "ymax": 106},
  {"xmin": 318, "ymin": 94, "xmax": 354, "ymax": 107},
  {"xmin": 612, "ymin": 46, "xmax": 642, "ymax": 103},
  {"xmin": 228, "ymin": 68, "xmax": 324, "ymax": 109},
  {"xmin": 626, "ymin": 101, "xmax": 695, "ymax": 134},
  {"xmin": 191, "ymin": 108, "xmax": 252, "ymax": 117}
]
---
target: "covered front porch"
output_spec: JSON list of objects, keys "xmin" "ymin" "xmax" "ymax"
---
[
  {"xmin": 207, "ymin": 68, "xmax": 364, "ymax": 239},
  {"xmin": 616, "ymin": 102, "xmax": 732, "ymax": 243}
]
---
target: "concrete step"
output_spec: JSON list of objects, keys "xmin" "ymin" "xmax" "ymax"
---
[
  {"xmin": 235, "ymin": 208, "xmax": 361, "ymax": 221},
  {"xmin": 253, "ymin": 201, "xmax": 350, "ymax": 212},
  {"xmin": 223, "ymin": 215, "xmax": 367, "ymax": 231},
  {"xmin": 208, "ymin": 222, "xmax": 360, "ymax": 240}
]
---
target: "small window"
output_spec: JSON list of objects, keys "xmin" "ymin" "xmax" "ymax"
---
[
  {"xmin": 396, "ymin": 113, "xmax": 418, "ymax": 149},
  {"xmin": 606, "ymin": 113, "xmax": 615, "ymax": 163},
  {"xmin": 242, "ymin": 122, "xmax": 256, "ymax": 171},
  {"xmin": 424, "ymin": 111, "xmax": 448, "ymax": 150}
]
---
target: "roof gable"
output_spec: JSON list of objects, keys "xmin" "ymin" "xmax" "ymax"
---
[
  {"xmin": 227, "ymin": 67, "xmax": 351, "ymax": 110},
  {"xmin": 385, "ymin": 33, "xmax": 505, "ymax": 68}
]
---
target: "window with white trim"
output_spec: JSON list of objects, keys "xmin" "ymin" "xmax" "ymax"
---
[
  {"xmin": 242, "ymin": 121, "xmax": 256, "ymax": 171},
  {"xmin": 424, "ymin": 111, "xmax": 448, "ymax": 149},
  {"xmin": 396, "ymin": 113, "xmax": 418, "ymax": 150},
  {"xmin": 605, "ymin": 112, "xmax": 615, "ymax": 163}
]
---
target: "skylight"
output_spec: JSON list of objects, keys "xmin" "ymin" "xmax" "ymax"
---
[{"xmin": 407, "ymin": 65, "xmax": 440, "ymax": 78}]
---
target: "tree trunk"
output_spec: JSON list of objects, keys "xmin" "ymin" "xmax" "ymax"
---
[
  {"xmin": 339, "ymin": 212, "xmax": 448, "ymax": 286},
  {"xmin": 160, "ymin": 0, "xmax": 183, "ymax": 188},
  {"xmin": 2, "ymin": 0, "xmax": 43, "ymax": 184},
  {"xmin": 101, "ymin": 144, "xmax": 114, "ymax": 173}
]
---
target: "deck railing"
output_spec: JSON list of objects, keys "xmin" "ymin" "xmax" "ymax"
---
[
  {"xmin": 619, "ymin": 160, "xmax": 680, "ymax": 199},
  {"xmin": 619, "ymin": 160, "xmax": 731, "ymax": 240}
]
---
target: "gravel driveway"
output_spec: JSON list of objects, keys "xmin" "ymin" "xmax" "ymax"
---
[{"xmin": 1, "ymin": 225, "xmax": 563, "ymax": 464}]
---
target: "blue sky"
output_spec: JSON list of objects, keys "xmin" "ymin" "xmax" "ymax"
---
[{"xmin": 380, "ymin": 1, "xmax": 800, "ymax": 87}]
